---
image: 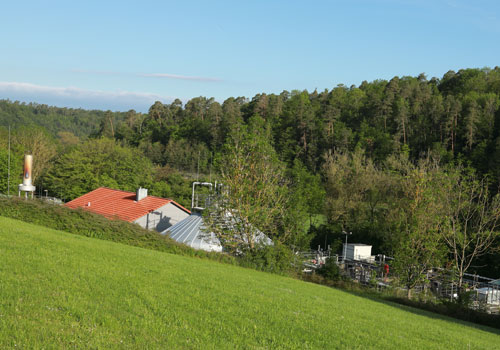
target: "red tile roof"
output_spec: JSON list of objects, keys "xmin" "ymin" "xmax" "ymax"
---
[{"xmin": 65, "ymin": 187, "xmax": 190, "ymax": 222}]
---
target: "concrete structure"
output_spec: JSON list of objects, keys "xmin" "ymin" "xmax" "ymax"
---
[
  {"xmin": 65, "ymin": 187, "xmax": 190, "ymax": 231},
  {"xmin": 343, "ymin": 243, "xmax": 373, "ymax": 262}
]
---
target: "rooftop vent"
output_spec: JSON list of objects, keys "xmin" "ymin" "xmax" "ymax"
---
[{"xmin": 136, "ymin": 187, "xmax": 148, "ymax": 201}]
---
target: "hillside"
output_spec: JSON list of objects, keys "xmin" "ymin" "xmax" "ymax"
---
[
  {"xmin": 1, "ymin": 216, "xmax": 499, "ymax": 349},
  {"xmin": 0, "ymin": 99, "xmax": 130, "ymax": 138}
]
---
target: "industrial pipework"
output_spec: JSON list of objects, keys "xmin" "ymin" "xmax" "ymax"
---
[{"xmin": 191, "ymin": 182, "xmax": 213, "ymax": 211}]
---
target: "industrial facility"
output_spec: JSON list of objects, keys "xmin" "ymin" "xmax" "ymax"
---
[{"xmin": 162, "ymin": 182, "xmax": 273, "ymax": 252}]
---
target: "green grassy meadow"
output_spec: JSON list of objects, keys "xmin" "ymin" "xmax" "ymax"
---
[{"xmin": 1, "ymin": 217, "xmax": 499, "ymax": 349}]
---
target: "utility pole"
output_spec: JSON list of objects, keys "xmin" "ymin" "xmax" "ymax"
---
[
  {"xmin": 7, "ymin": 125, "xmax": 11, "ymax": 196},
  {"xmin": 342, "ymin": 230, "xmax": 352, "ymax": 260}
]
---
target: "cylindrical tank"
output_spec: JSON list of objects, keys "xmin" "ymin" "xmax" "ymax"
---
[
  {"xmin": 18, "ymin": 154, "xmax": 36, "ymax": 197},
  {"xmin": 22, "ymin": 154, "xmax": 33, "ymax": 186}
]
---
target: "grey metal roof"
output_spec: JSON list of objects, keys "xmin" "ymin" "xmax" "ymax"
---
[
  {"xmin": 163, "ymin": 211, "xmax": 273, "ymax": 253},
  {"xmin": 162, "ymin": 212, "xmax": 223, "ymax": 252}
]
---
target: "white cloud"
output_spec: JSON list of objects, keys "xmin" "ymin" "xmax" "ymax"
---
[{"xmin": 0, "ymin": 81, "xmax": 174, "ymax": 112}]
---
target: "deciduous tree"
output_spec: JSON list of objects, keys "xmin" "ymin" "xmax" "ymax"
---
[
  {"xmin": 44, "ymin": 138, "xmax": 153, "ymax": 200},
  {"xmin": 440, "ymin": 165, "xmax": 500, "ymax": 288},
  {"xmin": 205, "ymin": 116, "xmax": 291, "ymax": 253},
  {"xmin": 391, "ymin": 159, "xmax": 446, "ymax": 298}
]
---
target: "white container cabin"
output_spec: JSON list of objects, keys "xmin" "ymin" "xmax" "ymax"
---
[{"xmin": 343, "ymin": 243, "xmax": 373, "ymax": 262}]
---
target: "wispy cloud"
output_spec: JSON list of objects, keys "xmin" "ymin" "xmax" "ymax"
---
[
  {"xmin": 140, "ymin": 73, "xmax": 222, "ymax": 82},
  {"xmin": 71, "ymin": 68, "xmax": 222, "ymax": 82},
  {"xmin": 70, "ymin": 69, "xmax": 123, "ymax": 76},
  {"xmin": 0, "ymin": 81, "xmax": 174, "ymax": 112}
]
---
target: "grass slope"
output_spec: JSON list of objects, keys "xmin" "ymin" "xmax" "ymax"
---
[
  {"xmin": 1, "ymin": 217, "xmax": 499, "ymax": 349},
  {"xmin": 0, "ymin": 197, "xmax": 234, "ymax": 264}
]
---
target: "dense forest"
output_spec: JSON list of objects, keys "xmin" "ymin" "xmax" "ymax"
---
[{"xmin": 1, "ymin": 67, "xmax": 500, "ymax": 280}]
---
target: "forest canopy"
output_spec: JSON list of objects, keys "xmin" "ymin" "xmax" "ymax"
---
[{"xmin": 1, "ymin": 67, "xmax": 500, "ymax": 278}]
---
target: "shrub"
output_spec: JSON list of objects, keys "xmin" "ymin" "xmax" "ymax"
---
[
  {"xmin": 317, "ymin": 259, "xmax": 342, "ymax": 281},
  {"xmin": 238, "ymin": 243, "xmax": 295, "ymax": 275}
]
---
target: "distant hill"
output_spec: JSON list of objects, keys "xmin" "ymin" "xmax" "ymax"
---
[
  {"xmin": 0, "ymin": 99, "xmax": 131, "ymax": 138},
  {"xmin": 1, "ymin": 216, "xmax": 499, "ymax": 348}
]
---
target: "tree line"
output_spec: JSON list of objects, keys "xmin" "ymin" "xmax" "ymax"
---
[{"xmin": 1, "ymin": 67, "xmax": 500, "ymax": 283}]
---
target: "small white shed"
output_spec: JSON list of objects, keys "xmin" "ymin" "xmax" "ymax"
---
[{"xmin": 343, "ymin": 243, "xmax": 373, "ymax": 262}]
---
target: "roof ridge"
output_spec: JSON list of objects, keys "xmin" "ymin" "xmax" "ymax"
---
[{"xmin": 99, "ymin": 186, "xmax": 181, "ymax": 202}]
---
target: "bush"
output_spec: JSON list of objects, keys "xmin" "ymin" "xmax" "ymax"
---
[{"xmin": 317, "ymin": 259, "xmax": 342, "ymax": 281}]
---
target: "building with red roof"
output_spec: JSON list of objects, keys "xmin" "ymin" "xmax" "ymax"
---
[{"xmin": 65, "ymin": 187, "xmax": 191, "ymax": 231}]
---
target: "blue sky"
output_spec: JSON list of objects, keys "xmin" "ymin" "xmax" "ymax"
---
[{"xmin": 1, "ymin": 0, "xmax": 499, "ymax": 112}]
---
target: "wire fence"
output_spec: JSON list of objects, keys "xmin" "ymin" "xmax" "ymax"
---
[
  {"xmin": 298, "ymin": 247, "xmax": 500, "ymax": 314},
  {"xmin": 0, "ymin": 192, "xmax": 63, "ymax": 204}
]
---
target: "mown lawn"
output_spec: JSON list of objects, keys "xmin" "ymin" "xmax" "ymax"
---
[{"xmin": 0, "ymin": 217, "xmax": 499, "ymax": 349}]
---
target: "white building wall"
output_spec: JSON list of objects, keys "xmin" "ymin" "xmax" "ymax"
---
[
  {"xmin": 134, "ymin": 203, "xmax": 190, "ymax": 232},
  {"xmin": 344, "ymin": 244, "xmax": 372, "ymax": 261}
]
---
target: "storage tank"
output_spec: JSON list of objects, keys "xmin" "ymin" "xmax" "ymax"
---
[{"xmin": 18, "ymin": 154, "xmax": 36, "ymax": 198}]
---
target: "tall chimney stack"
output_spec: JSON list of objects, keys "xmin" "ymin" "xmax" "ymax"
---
[{"xmin": 18, "ymin": 154, "xmax": 36, "ymax": 198}]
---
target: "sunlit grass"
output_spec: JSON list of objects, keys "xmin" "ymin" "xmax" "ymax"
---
[{"xmin": 0, "ymin": 217, "xmax": 498, "ymax": 349}]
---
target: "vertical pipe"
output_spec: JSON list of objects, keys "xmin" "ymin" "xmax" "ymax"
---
[
  {"xmin": 191, "ymin": 182, "xmax": 196, "ymax": 210},
  {"xmin": 7, "ymin": 125, "xmax": 10, "ymax": 196},
  {"xmin": 344, "ymin": 234, "xmax": 348, "ymax": 260},
  {"xmin": 196, "ymin": 150, "xmax": 200, "ymax": 181}
]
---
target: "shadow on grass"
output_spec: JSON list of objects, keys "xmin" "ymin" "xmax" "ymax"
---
[
  {"xmin": 301, "ymin": 274, "xmax": 500, "ymax": 336},
  {"xmin": 371, "ymin": 296, "xmax": 500, "ymax": 335}
]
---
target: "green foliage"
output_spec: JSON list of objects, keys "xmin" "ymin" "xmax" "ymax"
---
[
  {"xmin": 391, "ymin": 159, "xmax": 447, "ymax": 298},
  {"xmin": 317, "ymin": 258, "xmax": 342, "ymax": 281},
  {"xmin": 308, "ymin": 222, "xmax": 343, "ymax": 252},
  {"xmin": 288, "ymin": 160, "xmax": 325, "ymax": 220},
  {"xmin": 150, "ymin": 166, "xmax": 192, "ymax": 208},
  {"xmin": 10, "ymin": 126, "xmax": 58, "ymax": 183},
  {"xmin": 43, "ymin": 138, "xmax": 154, "ymax": 200},
  {"xmin": 438, "ymin": 164, "xmax": 500, "ymax": 287},
  {"xmin": 237, "ymin": 244, "xmax": 295, "ymax": 274},
  {"xmin": 205, "ymin": 115, "xmax": 292, "ymax": 252},
  {"xmin": 161, "ymin": 138, "xmax": 211, "ymax": 173},
  {"xmin": 323, "ymin": 149, "xmax": 396, "ymax": 252},
  {"xmin": 0, "ymin": 99, "xmax": 130, "ymax": 138},
  {"xmin": 0, "ymin": 148, "xmax": 22, "ymax": 194},
  {"xmin": 3, "ymin": 67, "xmax": 500, "ymax": 280}
]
